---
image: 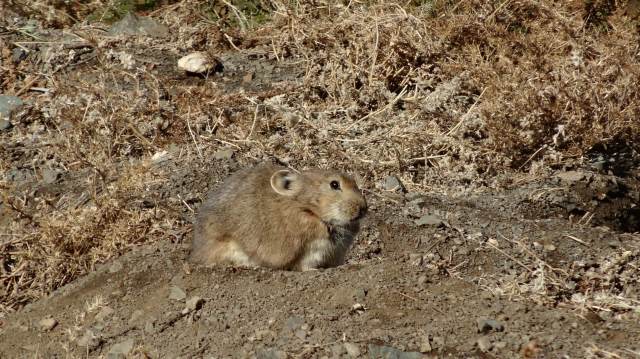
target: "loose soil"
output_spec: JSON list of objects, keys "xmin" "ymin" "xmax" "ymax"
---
[{"xmin": 1, "ymin": 1, "xmax": 639, "ymax": 358}]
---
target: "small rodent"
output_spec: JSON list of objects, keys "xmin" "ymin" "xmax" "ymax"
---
[{"xmin": 189, "ymin": 163, "xmax": 368, "ymax": 271}]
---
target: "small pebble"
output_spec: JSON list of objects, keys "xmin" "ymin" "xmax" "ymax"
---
[
  {"xmin": 409, "ymin": 253, "xmax": 423, "ymax": 266},
  {"xmin": 494, "ymin": 341, "xmax": 507, "ymax": 350},
  {"xmin": 107, "ymin": 338, "xmax": 134, "ymax": 358},
  {"xmin": 294, "ymin": 329, "xmax": 307, "ymax": 340},
  {"xmin": 353, "ymin": 288, "xmax": 367, "ymax": 301},
  {"xmin": 41, "ymin": 168, "xmax": 60, "ymax": 184},
  {"xmin": 0, "ymin": 95, "xmax": 24, "ymax": 119},
  {"xmin": 476, "ymin": 337, "xmax": 492, "ymax": 351},
  {"xmin": 350, "ymin": 303, "xmax": 366, "ymax": 314},
  {"xmin": 344, "ymin": 342, "xmax": 361, "ymax": 357},
  {"xmin": 419, "ymin": 337, "xmax": 432, "ymax": 352},
  {"xmin": 285, "ymin": 316, "xmax": 304, "ymax": 332},
  {"xmin": 414, "ymin": 214, "xmax": 444, "ymax": 227},
  {"xmin": 108, "ymin": 13, "xmax": 168, "ymax": 38},
  {"xmin": 214, "ymin": 148, "xmax": 234, "ymax": 160},
  {"xmin": 177, "ymin": 52, "xmax": 219, "ymax": 74},
  {"xmin": 129, "ymin": 309, "xmax": 143, "ymax": 324},
  {"xmin": 383, "ymin": 175, "xmax": 404, "ymax": 192},
  {"xmin": 169, "ymin": 286, "xmax": 186, "ymax": 301},
  {"xmin": 38, "ymin": 318, "xmax": 57, "ymax": 331},
  {"xmin": 331, "ymin": 343, "xmax": 346, "ymax": 356},
  {"xmin": 0, "ymin": 119, "xmax": 12, "ymax": 131},
  {"xmin": 432, "ymin": 336, "xmax": 445, "ymax": 349},
  {"xmin": 95, "ymin": 306, "xmax": 115, "ymax": 322},
  {"xmin": 182, "ymin": 296, "xmax": 204, "ymax": 314},
  {"xmin": 108, "ymin": 261, "xmax": 124, "ymax": 273},
  {"xmin": 477, "ymin": 318, "xmax": 504, "ymax": 333},
  {"xmin": 144, "ymin": 321, "xmax": 155, "ymax": 334},
  {"xmin": 77, "ymin": 329, "xmax": 100, "ymax": 349},
  {"xmin": 11, "ymin": 48, "xmax": 27, "ymax": 63}
]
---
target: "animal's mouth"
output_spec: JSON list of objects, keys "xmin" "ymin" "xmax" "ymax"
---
[
  {"xmin": 353, "ymin": 206, "xmax": 368, "ymax": 221},
  {"xmin": 304, "ymin": 207, "xmax": 366, "ymax": 230},
  {"xmin": 328, "ymin": 212, "xmax": 366, "ymax": 229}
]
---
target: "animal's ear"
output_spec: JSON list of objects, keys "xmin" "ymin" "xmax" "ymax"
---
[{"xmin": 270, "ymin": 169, "xmax": 301, "ymax": 196}]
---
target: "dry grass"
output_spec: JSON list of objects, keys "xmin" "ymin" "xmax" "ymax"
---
[
  {"xmin": 1, "ymin": 0, "xmax": 640, "ymax": 315},
  {"xmin": 478, "ymin": 232, "xmax": 640, "ymax": 319}
]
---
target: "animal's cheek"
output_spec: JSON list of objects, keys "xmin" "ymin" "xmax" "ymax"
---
[{"xmin": 352, "ymin": 205, "xmax": 362, "ymax": 217}]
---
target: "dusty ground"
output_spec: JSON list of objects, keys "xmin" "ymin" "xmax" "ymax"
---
[
  {"xmin": 1, "ymin": 172, "xmax": 640, "ymax": 358},
  {"xmin": 1, "ymin": 1, "xmax": 640, "ymax": 358}
]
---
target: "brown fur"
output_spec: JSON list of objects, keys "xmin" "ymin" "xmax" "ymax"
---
[{"xmin": 189, "ymin": 163, "xmax": 367, "ymax": 271}]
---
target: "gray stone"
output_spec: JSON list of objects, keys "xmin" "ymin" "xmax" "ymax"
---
[
  {"xmin": 556, "ymin": 171, "xmax": 587, "ymax": 184},
  {"xmin": 253, "ymin": 329, "xmax": 274, "ymax": 341},
  {"xmin": 477, "ymin": 318, "xmax": 504, "ymax": 333},
  {"xmin": 591, "ymin": 161, "xmax": 606, "ymax": 171},
  {"xmin": 414, "ymin": 214, "xmax": 444, "ymax": 227},
  {"xmin": 108, "ymin": 260, "xmax": 124, "ymax": 273},
  {"xmin": 476, "ymin": 337, "xmax": 492, "ymax": 352},
  {"xmin": 144, "ymin": 321, "xmax": 155, "ymax": 334},
  {"xmin": 354, "ymin": 288, "xmax": 367, "ymax": 301},
  {"xmin": 183, "ymin": 296, "xmax": 204, "ymax": 313},
  {"xmin": 0, "ymin": 95, "xmax": 24, "ymax": 119},
  {"xmin": 344, "ymin": 342, "xmax": 361, "ymax": 357},
  {"xmin": 41, "ymin": 168, "xmax": 60, "ymax": 184},
  {"xmin": 108, "ymin": 12, "xmax": 169, "ymax": 38},
  {"xmin": 214, "ymin": 148, "xmax": 234, "ymax": 160},
  {"xmin": 77, "ymin": 329, "xmax": 100, "ymax": 349},
  {"xmin": 331, "ymin": 343, "xmax": 346, "ymax": 356},
  {"xmin": 367, "ymin": 344, "xmax": 422, "ymax": 359},
  {"xmin": 107, "ymin": 338, "xmax": 134, "ymax": 358},
  {"xmin": 256, "ymin": 348, "xmax": 288, "ymax": 359},
  {"xmin": 284, "ymin": 316, "xmax": 304, "ymax": 332},
  {"xmin": 177, "ymin": 52, "xmax": 220, "ymax": 74},
  {"xmin": 419, "ymin": 336, "xmax": 432, "ymax": 352},
  {"xmin": 294, "ymin": 329, "xmax": 307, "ymax": 340},
  {"xmin": 405, "ymin": 192, "xmax": 425, "ymax": 202},
  {"xmin": 5, "ymin": 169, "xmax": 30, "ymax": 182},
  {"xmin": 12, "ymin": 48, "xmax": 27, "ymax": 63},
  {"xmin": 432, "ymin": 336, "xmax": 445, "ymax": 349},
  {"xmin": 38, "ymin": 318, "xmax": 57, "ymax": 331},
  {"xmin": 0, "ymin": 119, "xmax": 12, "ymax": 131},
  {"xmin": 129, "ymin": 309, "xmax": 143, "ymax": 324},
  {"xmin": 409, "ymin": 253, "xmax": 423, "ymax": 266},
  {"xmin": 95, "ymin": 306, "xmax": 114, "ymax": 322},
  {"xmin": 494, "ymin": 341, "xmax": 507, "ymax": 350},
  {"xmin": 383, "ymin": 175, "xmax": 405, "ymax": 192},
  {"xmin": 169, "ymin": 286, "xmax": 187, "ymax": 301}
]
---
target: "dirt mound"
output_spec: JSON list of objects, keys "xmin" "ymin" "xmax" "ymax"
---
[
  {"xmin": 1, "ymin": 0, "xmax": 639, "ymax": 357},
  {"xmin": 2, "ymin": 182, "xmax": 640, "ymax": 357}
]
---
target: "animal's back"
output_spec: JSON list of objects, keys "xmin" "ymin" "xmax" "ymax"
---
[{"xmin": 189, "ymin": 164, "xmax": 286, "ymax": 264}]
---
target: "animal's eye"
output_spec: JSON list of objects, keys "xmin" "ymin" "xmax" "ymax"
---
[{"xmin": 330, "ymin": 180, "xmax": 341, "ymax": 190}]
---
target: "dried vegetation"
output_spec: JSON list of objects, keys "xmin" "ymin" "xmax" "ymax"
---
[{"xmin": 1, "ymin": 0, "xmax": 639, "ymax": 322}]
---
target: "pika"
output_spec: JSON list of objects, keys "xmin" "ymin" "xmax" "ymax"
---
[{"xmin": 189, "ymin": 163, "xmax": 367, "ymax": 271}]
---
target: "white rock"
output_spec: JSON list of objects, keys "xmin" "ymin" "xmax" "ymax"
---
[
  {"xmin": 118, "ymin": 52, "xmax": 135, "ymax": 70},
  {"xmin": 177, "ymin": 52, "xmax": 216, "ymax": 73},
  {"xmin": 39, "ymin": 318, "xmax": 57, "ymax": 331},
  {"xmin": 344, "ymin": 342, "xmax": 361, "ymax": 357},
  {"xmin": 151, "ymin": 150, "xmax": 169, "ymax": 163}
]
